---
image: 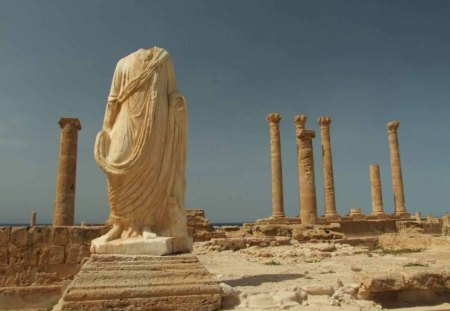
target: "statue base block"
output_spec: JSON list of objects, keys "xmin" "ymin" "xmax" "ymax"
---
[
  {"xmin": 53, "ymin": 254, "xmax": 222, "ymax": 311},
  {"xmin": 92, "ymin": 236, "xmax": 175, "ymax": 256}
]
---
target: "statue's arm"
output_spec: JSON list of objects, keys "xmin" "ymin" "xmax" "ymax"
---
[{"xmin": 103, "ymin": 62, "xmax": 122, "ymax": 131}]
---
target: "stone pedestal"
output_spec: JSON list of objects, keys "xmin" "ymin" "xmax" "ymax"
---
[
  {"xmin": 294, "ymin": 115, "xmax": 317, "ymax": 225},
  {"xmin": 369, "ymin": 164, "xmax": 385, "ymax": 215},
  {"xmin": 349, "ymin": 208, "xmax": 363, "ymax": 219},
  {"xmin": 53, "ymin": 254, "xmax": 221, "ymax": 311},
  {"xmin": 266, "ymin": 113, "xmax": 285, "ymax": 218},
  {"xmin": 387, "ymin": 121, "xmax": 407, "ymax": 216},
  {"xmin": 90, "ymin": 236, "xmax": 192, "ymax": 256},
  {"xmin": 53, "ymin": 118, "xmax": 81, "ymax": 226},
  {"xmin": 318, "ymin": 116, "xmax": 337, "ymax": 218}
]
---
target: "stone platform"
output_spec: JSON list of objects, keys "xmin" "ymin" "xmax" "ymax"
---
[{"xmin": 53, "ymin": 254, "xmax": 222, "ymax": 311}]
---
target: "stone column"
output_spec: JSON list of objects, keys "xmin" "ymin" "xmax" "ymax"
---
[
  {"xmin": 387, "ymin": 121, "xmax": 407, "ymax": 216},
  {"xmin": 369, "ymin": 164, "xmax": 384, "ymax": 215},
  {"xmin": 53, "ymin": 118, "xmax": 81, "ymax": 226},
  {"xmin": 294, "ymin": 115, "xmax": 317, "ymax": 225},
  {"xmin": 30, "ymin": 211, "xmax": 37, "ymax": 226},
  {"xmin": 266, "ymin": 113, "xmax": 285, "ymax": 218},
  {"xmin": 318, "ymin": 116, "xmax": 337, "ymax": 218}
]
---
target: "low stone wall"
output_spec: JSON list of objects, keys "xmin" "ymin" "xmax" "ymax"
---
[
  {"xmin": 0, "ymin": 226, "xmax": 107, "ymax": 310},
  {"xmin": 337, "ymin": 219, "xmax": 398, "ymax": 236}
]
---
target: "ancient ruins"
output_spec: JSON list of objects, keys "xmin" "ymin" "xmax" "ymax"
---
[{"xmin": 0, "ymin": 50, "xmax": 449, "ymax": 311}]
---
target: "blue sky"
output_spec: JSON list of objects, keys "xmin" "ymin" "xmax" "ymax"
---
[{"xmin": 0, "ymin": 0, "xmax": 449, "ymax": 224}]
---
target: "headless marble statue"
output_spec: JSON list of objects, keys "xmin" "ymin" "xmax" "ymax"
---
[{"xmin": 91, "ymin": 47, "xmax": 191, "ymax": 255}]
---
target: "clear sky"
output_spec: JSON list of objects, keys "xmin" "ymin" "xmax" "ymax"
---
[{"xmin": 1, "ymin": 0, "xmax": 450, "ymax": 224}]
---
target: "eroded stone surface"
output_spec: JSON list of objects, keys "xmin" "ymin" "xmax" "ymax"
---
[{"xmin": 53, "ymin": 254, "xmax": 221, "ymax": 311}]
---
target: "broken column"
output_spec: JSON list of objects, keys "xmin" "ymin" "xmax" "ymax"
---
[
  {"xmin": 294, "ymin": 115, "xmax": 317, "ymax": 225},
  {"xmin": 266, "ymin": 113, "xmax": 285, "ymax": 218},
  {"xmin": 318, "ymin": 116, "xmax": 337, "ymax": 218},
  {"xmin": 30, "ymin": 211, "xmax": 37, "ymax": 226},
  {"xmin": 387, "ymin": 121, "xmax": 407, "ymax": 216},
  {"xmin": 369, "ymin": 164, "xmax": 385, "ymax": 215},
  {"xmin": 53, "ymin": 118, "xmax": 81, "ymax": 226}
]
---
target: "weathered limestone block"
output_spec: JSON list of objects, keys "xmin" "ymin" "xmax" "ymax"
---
[
  {"xmin": 0, "ymin": 285, "xmax": 62, "ymax": 311},
  {"xmin": 8, "ymin": 245, "xmax": 34, "ymax": 266},
  {"xmin": 30, "ymin": 226, "xmax": 51, "ymax": 244},
  {"xmin": 53, "ymin": 254, "xmax": 221, "ymax": 311},
  {"xmin": 39, "ymin": 247, "xmax": 50, "ymax": 266},
  {"xmin": 354, "ymin": 272, "xmax": 405, "ymax": 293},
  {"xmin": 354, "ymin": 270, "xmax": 450, "ymax": 302},
  {"xmin": 0, "ymin": 227, "xmax": 11, "ymax": 245},
  {"xmin": 291, "ymin": 225, "xmax": 344, "ymax": 241},
  {"xmin": 10, "ymin": 227, "xmax": 30, "ymax": 247},
  {"xmin": 210, "ymin": 238, "xmax": 246, "ymax": 251},
  {"xmin": 3, "ymin": 265, "xmax": 33, "ymax": 286},
  {"xmin": 186, "ymin": 209, "xmax": 211, "ymax": 227},
  {"xmin": 52, "ymin": 227, "xmax": 69, "ymax": 245},
  {"xmin": 49, "ymin": 245, "xmax": 65, "ymax": 265},
  {"xmin": 252, "ymin": 225, "xmax": 291, "ymax": 238},
  {"xmin": 66, "ymin": 244, "xmax": 90, "ymax": 264},
  {"xmin": 68, "ymin": 226, "xmax": 104, "ymax": 245},
  {"xmin": 34, "ymin": 272, "xmax": 63, "ymax": 285},
  {"xmin": 404, "ymin": 272, "xmax": 449, "ymax": 292}
]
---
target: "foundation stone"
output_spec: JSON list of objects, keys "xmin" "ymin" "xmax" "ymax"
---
[{"xmin": 52, "ymin": 254, "xmax": 221, "ymax": 311}]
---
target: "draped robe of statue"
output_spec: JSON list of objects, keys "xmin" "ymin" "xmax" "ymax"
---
[{"xmin": 91, "ymin": 47, "xmax": 190, "ymax": 254}]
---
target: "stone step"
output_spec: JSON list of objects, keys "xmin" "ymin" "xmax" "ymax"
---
[{"xmin": 54, "ymin": 254, "xmax": 221, "ymax": 311}]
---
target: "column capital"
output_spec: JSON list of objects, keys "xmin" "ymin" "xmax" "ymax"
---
[
  {"xmin": 294, "ymin": 114, "xmax": 307, "ymax": 129},
  {"xmin": 59, "ymin": 118, "xmax": 82, "ymax": 130},
  {"xmin": 266, "ymin": 113, "xmax": 281, "ymax": 124},
  {"xmin": 318, "ymin": 116, "xmax": 332, "ymax": 127},
  {"xmin": 387, "ymin": 121, "xmax": 400, "ymax": 134}
]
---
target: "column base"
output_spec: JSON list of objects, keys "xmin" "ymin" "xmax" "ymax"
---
[{"xmin": 325, "ymin": 213, "xmax": 340, "ymax": 220}]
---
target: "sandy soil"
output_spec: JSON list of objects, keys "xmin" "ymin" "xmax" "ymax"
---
[{"xmin": 194, "ymin": 242, "xmax": 450, "ymax": 311}]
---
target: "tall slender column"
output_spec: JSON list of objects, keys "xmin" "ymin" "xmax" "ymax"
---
[
  {"xmin": 318, "ymin": 116, "xmax": 337, "ymax": 218},
  {"xmin": 266, "ymin": 113, "xmax": 285, "ymax": 218},
  {"xmin": 369, "ymin": 164, "xmax": 384, "ymax": 215},
  {"xmin": 387, "ymin": 121, "xmax": 407, "ymax": 216},
  {"xmin": 294, "ymin": 115, "xmax": 317, "ymax": 225},
  {"xmin": 53, "ymin": 118, "xmax": 82, "ymax": 226}
]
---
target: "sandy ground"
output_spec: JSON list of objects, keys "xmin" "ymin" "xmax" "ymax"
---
[{"xmin": 194, "ymin": 242, "xmax": 450, "ymax": 311}]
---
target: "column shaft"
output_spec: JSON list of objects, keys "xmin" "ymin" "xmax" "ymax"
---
[
  {"xmin": 369, "ymin": 164, "xmax": 384, "ymax": 215},
  {"xmin": 53, "ymin": 118, "xmax": 81, "ymax": 226},
  {"xmin": 266, "ymin": 113, "xmax": 285, "ymax": 218},
  {"xmin": 295, "ymin": 115, "xmax": 317, "ymax": 225},
  {"xmin": 30, "ymin": 211, "xmax": 37, "ymax": 226},
  {"xmin": 318, "ymin": 117, "xmax": 337, "ymax": 217},
  {"xmin": 387, "ymin": 121, "xmax": 407, "ymax": 216}
]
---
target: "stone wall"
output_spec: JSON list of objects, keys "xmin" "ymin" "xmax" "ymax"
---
[
  {"xmin": 0, "ymin": 226, "xmax": 107, "ymax": 309},
  {"xmin": 186, "ymin": 209, "xmax": 224, "ymax": 241}
]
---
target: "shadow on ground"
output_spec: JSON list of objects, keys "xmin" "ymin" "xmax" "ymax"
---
[{"xmin": 224, "ymin": 273, "xmax": 304, "ymax": 287}]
